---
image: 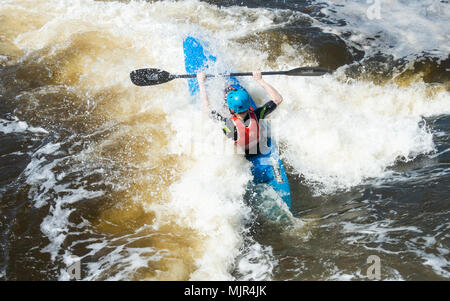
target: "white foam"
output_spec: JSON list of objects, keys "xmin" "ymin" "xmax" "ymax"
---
[
  {"xmin": 343, "ymin": 219, "xmax": 450, "ymax": 278},
  {"xmin": 83, "ymin": 244, "xmax": 168, "ymax": 281},
  {"xmin": 407, "ymin": 233, "xmax": 450, "ymax": 278},
  {"xmin": 236, "ymin": 241, "xmax": 276, "ymax": 281},
  {"xmin": 328, "ymin": 267, "xmax": 365, "ymax": 281},
  {"xmin": 59, "ymin": 226, "xmax": 169, "ymax": 280},
  {"xmin": 317, "ymin": 0, "xmax": 450, "ymax": 60},
  {"xmin": 0, "ymin": 117, "xmax": 48, "ymax": 135},
  {"xmin": 342, "ymin": 220, "xmax": 422, "ymax": 240},
  {"xmin": 40, "ymin": 187, "xmax": 104, "ymax": 261},
  {"xmin": 328, "ymin": 266, "xmax": 404, "ymax": 281},
  {"xmin": 148, "ymin": 108, "xmax": 255, "ymax": 280},
  {"xmin": 270, "ymin": 76, "xmax": 450, "ymax": 193},
  {"xmin": 419, "ymin": 252, "xmax": 450, "ymax": 278}
]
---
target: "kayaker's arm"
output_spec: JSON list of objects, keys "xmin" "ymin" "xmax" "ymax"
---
[
  {"xmin": 197, "ymin": 72, "xmax": 210, "ymax": 115},
  {"xmin": 253, "ymin": 70, "xmax": 283, "ymax": 106}
]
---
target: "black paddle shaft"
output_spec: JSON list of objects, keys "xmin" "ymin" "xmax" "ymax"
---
[
  {"xmin": 175, "ymin": 72, "xmax": 280, "ymax": 78},
  {"xmin": 130, "ymin": 66, "xmax": 331, "ymax": 86},
  {"xmin": 175, "ymin": 67, "xmax": 330, "ymax": 78}
]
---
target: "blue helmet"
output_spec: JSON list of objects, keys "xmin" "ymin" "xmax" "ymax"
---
[{"xmin": 227, "ymin": 89, "xmax": 251, "ymax": 113}]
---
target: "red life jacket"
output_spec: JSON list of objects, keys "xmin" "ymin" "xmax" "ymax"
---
[{"xmin": 231, "ymin": 111, "xmax": 260, "ymax": 151}]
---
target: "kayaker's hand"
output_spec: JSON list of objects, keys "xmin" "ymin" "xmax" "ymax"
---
[
  {"xmin": 197, "ymin": 72, "xmax": 206, "ymax": 85},
  {"xmin": 252, "ymin": 70, "xmax": 263, "ymax": 82},
  {"xmin": 253, "ymin": 70, "xmax": 283, "ymax": 105}
]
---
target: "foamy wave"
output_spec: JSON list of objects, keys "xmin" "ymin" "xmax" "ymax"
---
[
  {"xmin": 341, "ymin": 219, "xmax": 450, "ymax": 278},
  {"xmin": 235, "ymin": 239, "xmax": 277, "ymax": 281},
  {"xmin": 0, "ymin": 117, "xmax": 48, "ymax": 135},
  {"xmin": 154, "ymin": 108, "xmax": 255, "ymax": 280},
  {"xmin": 317, "ymin": 0, "xmax": 450, "ymax": 60},
  {"xmin": 268, "ymin": 76, "xmax": 449, "ymax": 193}
]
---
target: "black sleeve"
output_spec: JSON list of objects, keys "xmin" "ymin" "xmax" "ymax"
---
[{"xmin": 254, "ymin": 100, "xmax": 277, "ymax": 119}]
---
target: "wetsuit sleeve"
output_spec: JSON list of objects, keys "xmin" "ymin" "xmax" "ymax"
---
[{"xmin": 254, "ymin": 100, "xmax": 277, "ymax": 119}]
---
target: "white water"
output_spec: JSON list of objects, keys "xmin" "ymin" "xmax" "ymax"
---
[
  {"xmin": 1, "ymin": 0, "xmax": 449, "ymax": 280},
  {"xmin": 0, "ymin": 116, "xmax": 48, "ymax": 135},
  {"xmin": 317, "ymin": 0, "xmax": 450, "ymax": 60},
  {"xmin": 274, "ymin": 76, "xmax": 449, "ymax": 193}
]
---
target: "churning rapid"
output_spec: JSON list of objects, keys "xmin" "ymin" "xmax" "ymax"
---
[{"xmin": 0, "ymin": 0, "xmax": 449, "ymax": 280}]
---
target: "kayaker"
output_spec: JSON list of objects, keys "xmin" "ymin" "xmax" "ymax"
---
[{"xmin": 197, "ymin": 71, "xmax": 283, "ymax": 155}]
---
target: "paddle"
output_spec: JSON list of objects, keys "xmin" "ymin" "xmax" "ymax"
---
[{"xmin": 130, "ymin": 66, "xmax": 331, "ymax": 86}]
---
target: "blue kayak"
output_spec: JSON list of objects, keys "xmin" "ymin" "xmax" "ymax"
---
[{"xmin": 183, "ymin": 36, "xmax": 292, "ymax": 214}]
